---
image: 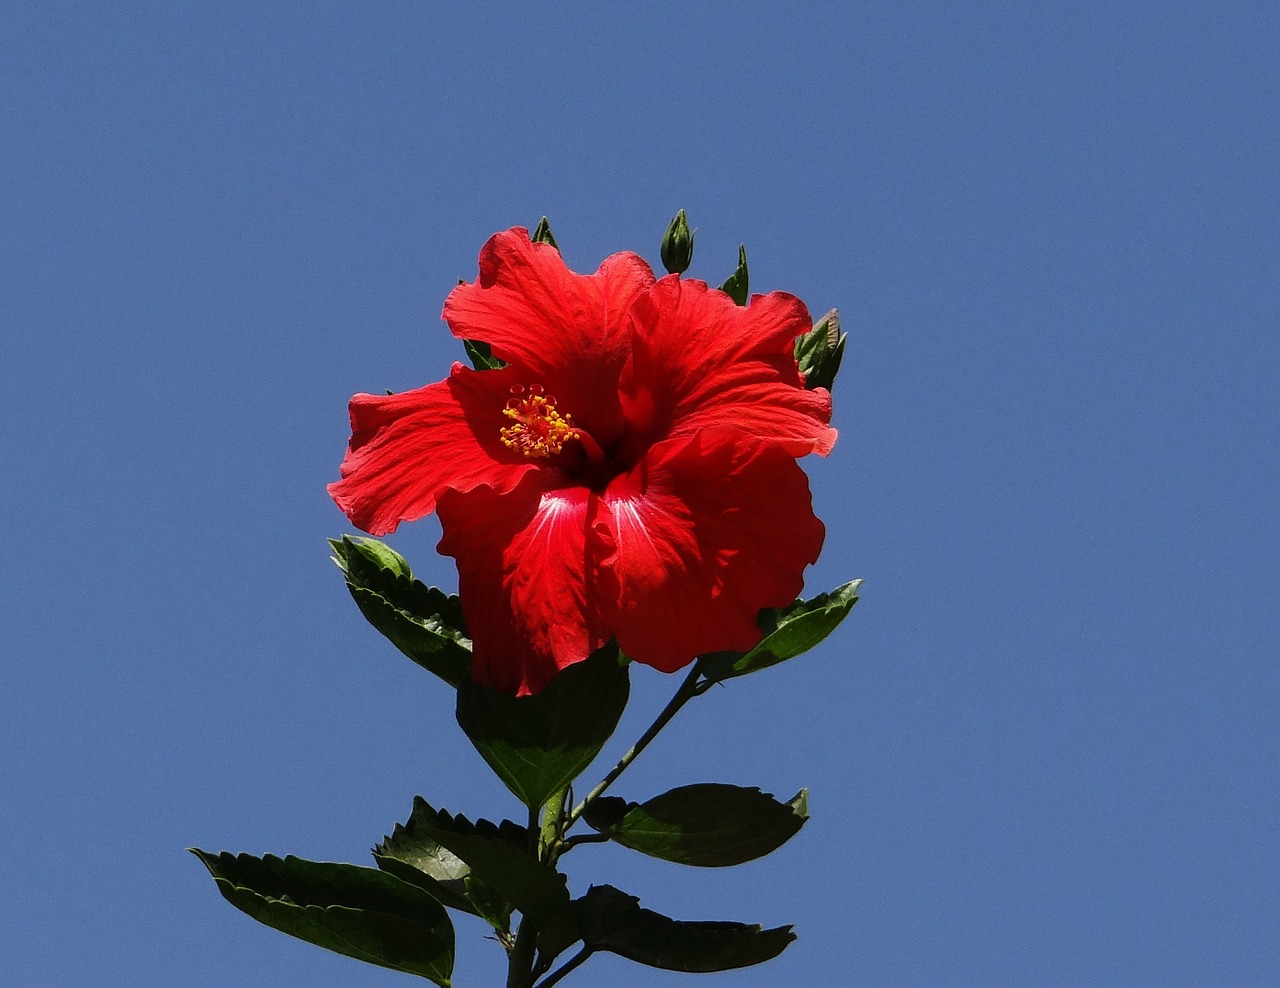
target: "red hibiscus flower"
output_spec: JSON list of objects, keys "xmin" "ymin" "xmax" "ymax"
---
[{"xmin": 330, "ymin": 229, "xmax": 836, "ymax": 695}]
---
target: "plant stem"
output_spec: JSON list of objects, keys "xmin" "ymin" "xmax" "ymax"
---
[
  {"xmin": 533, "ymin": 948, "xmax": 594, "ymax": 988},
  {"xmin": 505, "ymin": 802, "xmax": 545, "ymax": 988},
  {"xmin": 540, "ymin": 785, "xmax": 568, "ymax": 858},
  {"xmin": 565, "ymin": 663, "xmax": 704, "ymax": 829},
  {"xmin": 505, "ymin": 920, "xmax": 537, "ymax": 988}
]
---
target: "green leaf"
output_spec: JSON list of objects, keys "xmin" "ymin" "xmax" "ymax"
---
[
  {"xmin": 700, "ymin": 580, "xmax": 862, "ymax": 683},
  {"xmin": 329, "ymin": 536, "xmax": 471, "ymax": 687},
  {"xmin": 578, "ymin": 885, "xmax": 795, "ymax": 972},
  {"xmin": 531, "ymin": 216, "xmax": 560, "ymax": 250},
  {"xmin": 455, "ymin": 644, "xmax": 629, "ymax": 808},
  {"xmin": 190, "ymin": 850, "xmax": 454, "ymax": 985},
  {"xmin": 376, "ymin": 798, "xmax": 570, "ymax": 928},
  {"xmin": 372, "ymin": 831, "xmax": 474, "ymax": 916},
  {"xmin": 794, "ymin": 308, "xmax": 846, "ymax": 392},
  {"xmin": 586, "ymin": 784, "xmax": 808, "ymax": 867},
  {"xmin": 463, "ymin": 338, "xmax": 506, "ymax": 371},
  {"xmin": 374, "ymin": 806, "xmax": 511, "ymax": 934},
  {"xmin": 463, "ymin": 875, "xmax": 513, "ymax": 934},
  {"xmin": 720, "ymin": 244, "xmax": 749, "ymax": 305},
  {"xmin": 580, "ymin": 795, "xmax": 630, "ymax": 832}
]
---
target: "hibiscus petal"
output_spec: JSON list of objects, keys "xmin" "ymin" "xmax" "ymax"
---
[
  {"xmin": 437, "ymin": 477, "xmax": 613, "ymax": 696},
  {"xmin": 443, "ymin": 229, "xmax": 655, "ymax": 445},
  {"xmin": 328, "ymin": 363, "xmax": 534, "ymax": 536},
  {"xmin": 599, "ymin": 429, "xmax": 826, "ymax": 672},
  {"xmin": 620, "ymin": 276, "xmax": 837, "ymax": 458}
]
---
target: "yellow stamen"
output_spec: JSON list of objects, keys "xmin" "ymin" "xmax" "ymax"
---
[{"xmin": 500, "ymin": 385, "xmax": 579, "ymax": 459}]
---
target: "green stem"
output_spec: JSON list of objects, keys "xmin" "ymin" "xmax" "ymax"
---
[
  {"xmin": 540, "ymin": 786, "xmax": 569, "ymax": 859},
  {"xmin": 505, "ymin": 920, "xmax": 537, "ymax": 988},
  {"xmin": 504, "ymin": 803, "xmax": 544, "ymax": 988},
  {"xmin": 565, "ymin": 663, "xmax": 705, "ymax": 829},
  {"xmin": 533, "ymin": 947, "xmax": 594, "ymax": 988}
]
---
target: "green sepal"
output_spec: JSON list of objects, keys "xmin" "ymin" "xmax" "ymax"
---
[
  {"xmin": 463, "ymin": 338, "xmax": 506, "ymax": 371},
  {"xmin": 577, "ymin": 884, "xmax": 795, "ymax": 972},
  {"xmin": 584, "ymin": 784, "xmax": 808, "ymax": 867},
  {"xmin": 376, "ymin": 797, "xmax": 570, "ymax": 929},
  {"xmin": 531, "ymin": 216, "xmax": 559, "ymax": 250},
  {"xmin": 720, "ymin": 244, "xmax": 749, "ymax": 305},
  {"xmin": 190, "ymin": 849, "xmax": 454, "ymax": 985},
  {"xmin": 455, "ymin": 643, "xmax": 629, "ymax": 809},
  {"xmin": 794, "ymin": 308, "xmax": 846, "ymax": 391},
  {"xmin": 700, "ymin": 580, "xmax": 862, "ymax": 683},
  {"xmin": 329, "ymin": 536, "xmax": 471, "ymax": 688}
]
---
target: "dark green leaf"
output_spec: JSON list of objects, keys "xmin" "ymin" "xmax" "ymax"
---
[
  {"xmin": 456, "ymin": 644, "xmax": 629, "ymax": 808},
  {"xmin": 720, "ymin": 244, "xmax": 749, "ymax": 305},
  {"xmin": 794, "ymin": 308, "xmax": 846, "ymax": 392},
  {"xmin": 587, "ymin": 784, "xmax": 807, "ymax": 867},
  {"xmin": 535, "ymin": 906, "xmax": 584, "ymax": 971},
  {"xmin": 376, "ymin": 798, "xmax": 570, "ymax": 928},
  {"xmin": 463, "ymin": 338, "xmax": 506, "ymax": 371},
  {"xmin": 374, "ymin": 808, "xmax": 511, "ymax": 933},
  {"xmin": 531, "ymin": 216, "xmax": 559, "ymax": 250},
  {"xmin": 578, "ymin": 885, "xmax": 795, "ymax": 972},
  {"xmin": 580, "ymin": 795, "xmax": 629, "ymax": 832},
  {"xmin": 330, "ymin": 536, "xmax": 471, "ymax": 687},
  {"xmin": 463, "ymin": 875, "xmax": 512, "ymax": 934},
  {"xmin": 372, "ymin": 827, "xmax": 474, "ymax": 916},
  {"xmin": 700, "ymin": 580, "xmax": 862, "ymax": 682},
  {"xmin": 190, "ymin": 850, "xmax": 454, "ymax": 985}
]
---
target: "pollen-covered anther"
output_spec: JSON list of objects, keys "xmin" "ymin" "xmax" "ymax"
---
[{"xmin": 500, "ymin": 384, "xmax": 579, "ymax": 459}]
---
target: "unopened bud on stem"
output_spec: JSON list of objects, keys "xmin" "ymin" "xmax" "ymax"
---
[{"xmin": 660, "ymin": 209, "xmax": 695, "ymax": 275}]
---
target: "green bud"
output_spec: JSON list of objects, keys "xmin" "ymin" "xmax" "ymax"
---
[
  {"xmin": 660, "ymin": 209, "xmax": 695, "ymax": 275},
  {"xmin": 720, "ymin": 244, "xmax": 749, "ymax": 305},
  {"xmin": 794, "ymin": 308, "xmax": 847, "ymax": 392},
  {"xmin": 531, "ymin": 216, "xmax": 559, "ymax": 250}
]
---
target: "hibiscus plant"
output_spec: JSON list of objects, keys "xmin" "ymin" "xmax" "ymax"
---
[{"xmin": 192, "ymin": 213, "xmax": 858, "ymax": 987}]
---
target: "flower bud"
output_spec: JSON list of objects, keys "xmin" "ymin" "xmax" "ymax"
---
[
  {"xmin": 660, "ymin": 209, "xmax": 695, "ymax": 275},
  {"xmin": 794, "ymin": 309, "xmax": 847, "ymax": 392},
  {"xmin": 531, "ymin": 216, "xmax": 559, "ymax": 250}
]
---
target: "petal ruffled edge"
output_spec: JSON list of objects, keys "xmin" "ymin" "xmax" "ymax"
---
[
  {"xmin": 599, "ymin": 428, "xmax": 825, "ymax": 672},
  {"xmin": 328, "ymin": 363, "xmax": 534, "ymax": 536},
  {"xmin": 442, "ymin": 229, "xmax": 656, "ymax": 444},
  {"xmin": 620, "ymin": 275, "xmax": 837, "ymax": 458}
]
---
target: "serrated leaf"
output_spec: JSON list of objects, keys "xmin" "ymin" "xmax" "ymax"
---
[
  {"xmin": 374, "ymin": 807, "xmax": 511, "ymax": 932},
  {"xmin": 373, "ymin": 826, "xmax": 474, "ymax": 916},
  {"xmin": 578, "ymin": 885, "xmax": 794, "ymax": 972},
  {"xmin": 720, "ymin": 244, "xmax": 749, "ymax": 305},
  {"xmin": 700, "ymin": 580, "xmax": 862, "ymax": 682},
  {"xmin": 463, "ymin": 338, "xmax": 506, "ymax": 371},
  {"xmin": 330, "ymin": 536, "xmax": 471, "ymax": 687},
  {"xmin": 464, "ymin": 875, "xmax": 513, "ymax": 934},
  {"xmin": 456, "ymin": 644, "xmax": 629, "ymax": 808},
  {"xmin": 377, "ymin": 798, "xmax": 569, "ymax": 928},
  {"xmin": 530, "ymin": 216, "xmax": 559, "ymax": 250},
  {"xmin": 587, "ymin": 784, "xmax": 808, "ymax": 867},
  {"xmin": 190, "ymin": 850, "xmax": 454, "ymax": 985},
  {"xmin": 794, "ymin": 308, "xmax": 846, "ymax": 391}
]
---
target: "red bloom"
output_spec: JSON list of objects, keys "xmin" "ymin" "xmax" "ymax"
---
[{"xmin": 330, "ymin": 229, "xmax": 836, "ymax": 695}]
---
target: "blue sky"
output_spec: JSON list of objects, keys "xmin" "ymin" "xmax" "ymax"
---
[{"xmin": 3, "ymin": 3, "xmax": 1277, "ymax": 986}]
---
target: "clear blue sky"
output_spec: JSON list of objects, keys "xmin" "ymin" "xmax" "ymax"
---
[{"xmin": 3, "ymin": 3, "xmax": 1277, "ymax": 986}]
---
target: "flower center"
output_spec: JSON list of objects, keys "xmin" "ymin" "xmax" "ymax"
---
[{"xmin": 500, "ymin": 385, "xmax": 579, "ymax": 459}]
